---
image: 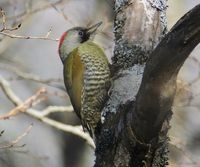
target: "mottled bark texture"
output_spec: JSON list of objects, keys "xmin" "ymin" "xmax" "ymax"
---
[{"xmin": 94, "ymin": 1, "xmax": 200, "ymax": 167}]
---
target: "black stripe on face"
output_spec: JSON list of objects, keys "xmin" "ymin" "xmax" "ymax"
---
[{"xmin": 78, "ymin": 29, "xmax": 90, "ymax": 43}]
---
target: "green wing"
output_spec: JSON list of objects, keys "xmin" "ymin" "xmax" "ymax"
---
[{"xmin": 63, "ymin": 49, "xmax": 84, "ymax": 119}]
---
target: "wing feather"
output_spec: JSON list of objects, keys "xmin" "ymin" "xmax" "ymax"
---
[{"xmin": 63, "ymin": 49, "xmax": 84, "ymax": 119}]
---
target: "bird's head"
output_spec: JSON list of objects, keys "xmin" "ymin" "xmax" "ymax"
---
[{"xmin": 58, "ymin": 22, "xmax": 102, "ymax": 63}]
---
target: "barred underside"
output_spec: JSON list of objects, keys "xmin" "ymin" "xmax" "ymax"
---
[{"xmin": 79, "ymin": 42, "xmax": 110, "ymax": 134}]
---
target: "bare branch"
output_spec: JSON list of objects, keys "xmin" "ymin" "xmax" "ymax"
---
[
  {"xmin": 45, "ymin": 0, "xmax": 71, "ymax": 23},
  {"xmin": 0, "ymin": 76, "xmax": 95, "ymax": 148},
  {"xmin": 0, "ymin": 75, "xmax": 21, "ymax": 106},
  {"xmin": 0, "ymin": 8, "xmax": 7, "ymax": 31},
  {"xmin": 0, "ymin": 124, "xmax": 33, "ymax": 149},
  {"xmin": 0, "ymin": 7, "xmax": 58, "ymax": 41},
  {"xmin": 7, "ymin": 0, "xmax": 65, "ymax": 21},
  {"xmin": 0, "ymin": 63, "xmax": 67, "ymax": 99},
  {"xmin": 40, "ymin": 105, "xmax": 73, "ymax": 117},
  {"xmin": 0, "ymin": 8, "xmax": 21, "ymax": 32},
  {"xmin": 0, "ymin": 87, "xmax": 47, "ymax": 120},
  {"xmin": 0, "ymin": 30, "xmax": 59, "ymax": 41},
  {"xmin": 0, "ymin": 63, "xmax": 63, "ymax": 84}
]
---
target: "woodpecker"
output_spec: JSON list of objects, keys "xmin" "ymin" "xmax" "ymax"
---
[{"xmin": 58, "ymin": 22, "xmax": 110, "ymax": 137}]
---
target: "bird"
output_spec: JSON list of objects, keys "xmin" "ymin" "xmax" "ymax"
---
[{"xmin": 58, "ymin": 22, "xmax": 110, "ymax": 137}]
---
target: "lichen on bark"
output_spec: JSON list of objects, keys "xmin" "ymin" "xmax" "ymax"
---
[
  {"xmin": 112, "ymin": 0, "xmax": 168, "ymax": 69},
  {"xmin": 95, "ymin": 1, "xmax": 200, "ymax": 167}
]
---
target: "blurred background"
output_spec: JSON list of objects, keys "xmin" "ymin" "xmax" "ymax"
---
[{"xmin": 0, "ymin": 0, "xmax": 199, "ymax": 167}]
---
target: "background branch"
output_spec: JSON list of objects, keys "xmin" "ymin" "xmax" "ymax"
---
[
  {"xmin": 0, "ymin": 29, "xmax": 58, "ymax": 41},
  {"xmin": 0, "ymin": 124, "xmax": 33, "ymax": 149},
  {"xmin": 0, "ymin": 0, "xmax": 200, "ymax": 166},
  {"xmin": 0, "ymin": 87, "xmax": 47, "ymax": 120},
  {"xmin": 7, "ymin": 0, "xmax": 66, "ymax": 21},
  {"xmin": 0, "ymin": 8, "xmax": 58, "ymax": 41},
  {"xmin": 0, "ymin": 63, "xmax": 63, "ymax": 85},
  {"xmin": 0, "ymin": 75, "xmax": 95, "ymax": 148}
]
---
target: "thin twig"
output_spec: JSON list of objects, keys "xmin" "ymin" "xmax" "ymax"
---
[
  {"xmin": 0, "ymin": 63, "xmax": 62, "ymax": 84},
  {"xmin": 0, "ymin": 8, "xmax": 58, "ymax": 41},
  {"xmin": 0, "ymin": 8, "xmax": 22, "ymax": 32},
  {"xmin": 0, "ymin": 30, "xmax": 59, "ymax": 41},
  {"xmin": 0, "ymin": 63, "xmax": 68, "ymax": 98},
  {"xmin": 0, "ymin": 8, "xmax": 7, "ymax": 31},
  {"xmin": 0, "ymin": 76, "xmax": 95, "ymax": 148},
  {"xmin": 45, "ymin": 0, "xmax": 70, "ymax": 22},
  {"xmin": 0, "ymin": 87, "xmax": 47, "ymax": 120},
  {"xmin": 0, "ymin": 124, "xmax": 33, "ymax": 149},
  {"xmin": 7, "ymin": 0, "xmax": 65, "ymax": 21}
]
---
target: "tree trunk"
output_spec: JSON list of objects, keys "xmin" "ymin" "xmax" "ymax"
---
[{"xmin": 94, "ymin": 1, "xmax": 200, "ymax": 167}]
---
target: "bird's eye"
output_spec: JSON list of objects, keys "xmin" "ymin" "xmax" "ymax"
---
[{"xmin": 79, "ymin": 31, "xmax": 84, "ymax": 36}]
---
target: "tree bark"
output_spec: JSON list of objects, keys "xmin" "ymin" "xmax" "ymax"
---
[{"xmin": 94, "ymin": 1, "xmax": 200, "ymax": 167}]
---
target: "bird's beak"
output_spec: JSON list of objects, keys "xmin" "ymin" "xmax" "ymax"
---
[{"xmin": 86, "ymin": 22, "xmax": 102, "ymax": 35}]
